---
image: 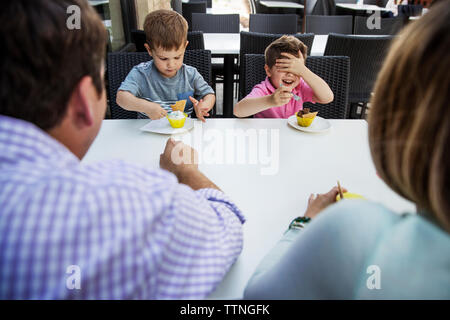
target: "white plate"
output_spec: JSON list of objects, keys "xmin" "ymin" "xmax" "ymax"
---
[
  {"xmin": 287, "ymin": 115, "xmax": 331, "ymax": 133},
  {"xmin": 140, "ymin": 117, "xmax": 194, "ymax": 135}
]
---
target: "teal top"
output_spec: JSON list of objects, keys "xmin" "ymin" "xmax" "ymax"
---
[{"xmin": 244, "ymin": 200, "xmax": 450, "ymax": 299}]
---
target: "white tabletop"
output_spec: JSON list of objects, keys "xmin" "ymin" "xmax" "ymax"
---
[
  {"xmin": 83, "ymin": 118, "xmax": 415, "ymax": 299},
  {"xmin": 336, "ymin": 3, "xmax": 391, "ymax": 11},
  {"xmin": 204, "ymin": 33, "xmax": 328, "ymax": 56},
  {"xmin": 204, "ymin": 33, "xmax": 241, "ymax": 55},
  {"xmin": 260, "ymin": 1, "xmax": 304, "ymax": 9},
  {"xmin": 311, "ymin": 34, "xmax": 328, "ymax": 55}
]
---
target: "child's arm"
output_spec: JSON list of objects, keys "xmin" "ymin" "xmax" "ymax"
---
[
  {"xmin": 189, "ymin": 94, "xmax": 215, "ymax": 122},
  {"xmin": 234, "ymin": 86, "xmax": 293, "ymax": 118},
  {"xmin": 116, "ymin": 90, "xmax": 168, "ymax": 120},
  {"xmin": 276, "ymin": 52, "xmax": 334, "ymax": 104}
]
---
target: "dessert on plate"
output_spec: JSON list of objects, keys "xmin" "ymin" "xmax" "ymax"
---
[
  {"xmin": 167, "ymin": 110, "xmax": 187, "ymax": 128},
  {"xmin": 296, "ymin": 108, "xmax": 318, "ymax": 127}
]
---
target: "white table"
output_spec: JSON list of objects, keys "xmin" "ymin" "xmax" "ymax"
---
[
  {"xmin": 203, "ymin": 33, "xmax": 240, "ymax": 55},
  {"xmin": 311, "ymin": 34, "xmax": 328, "ymax": 56},
  {"xmin": 336, "ymin": 3, "xmax": 391, "ymax": 12},
  {"xmin": 83, "ymin": 119, "xmax": 415, "ymax": 299},
  {"xmin": 260, "ymin": 1, "xmax": 304, "ymax": 9}
]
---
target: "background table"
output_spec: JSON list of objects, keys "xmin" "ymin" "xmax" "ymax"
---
[
  {"xmin": 260, "ymin": 1, "xmax": 304, "ymax": 9},
  {"xmin": 83, "ymin": 118, "xmax": 415, "ymax": 299},
  {"xmin": 203, "ymin": 33, "xmax": 240, "ymax": 118}
]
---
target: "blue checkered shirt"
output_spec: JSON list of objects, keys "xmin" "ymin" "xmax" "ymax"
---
[{"xmin": 0, "ymin": 115, "xmax": 245, "ymax": 299}]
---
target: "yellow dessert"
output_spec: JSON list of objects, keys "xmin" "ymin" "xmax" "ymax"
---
[
  {"xmin": 296, "ymin": 108, "xmax": 318, "ymax": 127},
  {"xmin": 170, "ymin": 100, "xmax": 187, "ymax": 112},
  {"xmin": 336, "ymin": 192, "xmax": 366, "ymax": 201},
  {"xmin": 167, "ymin": 111, "xmax": 187, "ymax": 128}
]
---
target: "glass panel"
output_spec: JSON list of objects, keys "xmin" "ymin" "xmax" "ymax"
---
[{"xmin": 89, "ymin": 0, "xmax": 126, "ymax": 51}]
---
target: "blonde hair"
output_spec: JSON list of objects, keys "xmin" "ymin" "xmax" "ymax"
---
[
  {"xmin": 264, "ymin": 35, "xmax": 308, "ymax": 68},
  {"xmin": 143, "ymin": 10, "xmax": 188, "ymax": 50},
  {"xmin": 369, "ymin": 0, "xmax": 450, "ymax": 232}
]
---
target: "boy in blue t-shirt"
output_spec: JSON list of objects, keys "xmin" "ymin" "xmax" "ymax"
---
[{"xmin": 116, "ymin": 10, "xmax": 215, "ymax": 122}]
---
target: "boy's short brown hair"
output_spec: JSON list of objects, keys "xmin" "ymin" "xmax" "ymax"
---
[
  {"xmin": 144, "ymin": 10, "xmax": 188, "ymax": 51},
  {"xmin": 0, "ymin": 0, "xmax": 107, "ymax": 131},
  {"xmin": 264, "ymin": 35, "xmax": 308, "ymax": 68}
]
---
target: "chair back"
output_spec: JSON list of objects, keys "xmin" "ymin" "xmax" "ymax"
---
[
  {"xmin": 324, "ymin": 33, "xmax": 394, "ymax": 103},
  {"xmin": 306, "ymin": 15, "xmax": 353, "ymax": 34},
  {"xmin": 243, "ymin": 54, "xmax": 350, "ymax": 119},
  {"xmin": 182, "ymin": 2, "xmax": 207, "ymax": 31},
  {"xmin": 187, "ymin": 31, "xmax": 205, "ymax": 50},
  {"xmin": 354, "ymin": 16, "xmax": 404, "ymax": 35},
  {"xmin": 239, "ymin": 31, "xmax": 315, "ymax": 99},
  {"xmin": 249, "ymin": 14, "xmax": 298, "ymax": 34},
  {"xmin": 107, "ymin": 50, "xmax": 212, "ymax": 119},
  {"xmin": 192, "ymin": 13, "xmax": 240, "ymax": 33},
  {"xmin": 189, "ymin": 0, "xmax": 212, "ymax": 8}
]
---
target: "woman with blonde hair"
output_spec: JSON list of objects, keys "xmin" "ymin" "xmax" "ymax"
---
[{"xmin": 244, "ymin": 0, "xmax": 450, "ymax": 299}]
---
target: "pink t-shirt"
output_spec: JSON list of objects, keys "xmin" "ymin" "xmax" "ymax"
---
[{"xmin": 245, "ymin": 77, "xmax": 316, "ymax": 118}]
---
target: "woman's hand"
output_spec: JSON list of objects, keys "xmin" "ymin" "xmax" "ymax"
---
[{"xmin": 304, "ymin": 186, "xmax": 347, "ymax": 219}]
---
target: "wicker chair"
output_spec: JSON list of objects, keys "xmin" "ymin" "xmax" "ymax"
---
[
  {"xmin": 243, "ymin": 54, "xmax": 350, "ymax": 119},
  {"xmin": 324, "ymin": 33, "xmax": 394, "ymax": 118},
  {"xmin": 249, "ymin": 14, "xmax": 298, "ymax": 34},
  {"xmin": 238, "ymin": 31, "xmax": 315, "ymax": 99},
  {"xmin": 305, "ymin": 15, "xmax": 353, "ymax": 34},
  {"xmin": 182, "ymin": 2, "xmax": 207, "ymax": 31},
  {"xmin": 107, "ymin": 50, "xmax": 213, "ymax": 119},
  {"xmin": 354, "ymin": 16, "xmax": 404, "ymax": 35},
  {"xmin": 192, "ymin": 13, "xmax": 240, "ymax": 33}
]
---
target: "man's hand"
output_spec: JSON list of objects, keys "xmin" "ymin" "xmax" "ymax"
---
[
  {"xmin": 189, "ymin": 96, "xmax": 210, "ymax": 122},
  {"xmin": 147, "ymin": 104, "xmax": 168, "ymax": 120},
  {"xmin": 304, "ymin": 186, "xmax": 347, "ymax": 219},
  {"xmin": 160, "ymin": 138, "xmax": 199, "ymax": 177},
  {"xmin": 271, "ymin": 85, "xmax": 293, "ymax": 107},
  {"xmin": 275, "ymin": 51, "xmax": 306, "ymax": 77}
]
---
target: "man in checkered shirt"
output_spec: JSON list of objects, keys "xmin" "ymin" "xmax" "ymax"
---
[{"xmin": 0, "ymin": 0, "xmax": 244, "ymax": 299}]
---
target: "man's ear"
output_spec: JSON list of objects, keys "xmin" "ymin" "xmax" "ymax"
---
[
  {"xmin": 264, "ymin": 64, "xmax": 272, "ymax": 77},
  {"xmin": 144, "ymin": 43, "xmax": 152, "ymax": 57},
  {"xmin": 184, "ymin": 40, "xmax": 189, "ymax": 49},
  {"xmin": 68, "ymin": 76, "xmax": 94, "ymax": 129}
]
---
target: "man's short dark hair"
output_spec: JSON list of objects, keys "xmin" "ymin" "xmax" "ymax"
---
[{"xmin": 0, "ymin": 0, "xmax": 107, "ymax": 130}]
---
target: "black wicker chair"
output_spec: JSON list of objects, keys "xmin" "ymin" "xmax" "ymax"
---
[
  {"xmin": 189, "ymin": 0, "xmax": 212, "ymax": 9},
  {"xmin": 130, "ymin": 30, "xmax": 204, "ymax": 52},
  {"xmin": 324, "ymin": 33, "xmax": 395, "ymax": 118},
  {"xmin": 354, "ymin": 16, "xmax": 404, "ymax": 35},
  {"xmin": 305, "ymin": 15, "xmax": 353, "ymax": 34},
  {"xmin": 238, "ymin": 31, "xmax": 315, "ymax": 99},
  {"xmin": 192, "ymin": 13, "xmax": 240, "ymax": 33},
  {"xmin": 171, "ymin": 0, "xmax": 182, "ymax": 14},
  {"xmin": 182, "ymin": 2, "xmax": 207, "ymax": 31},
  {"xmin": 107, "ymin": 50, "xmax": 213, "ymax": 119},
  {"xmin": 249, "ymin": 14, "xmax": 298, "ymax": 34},
  {"xmin": 243, "ymin": 54, "xmax": 350, "ymax": 119}
]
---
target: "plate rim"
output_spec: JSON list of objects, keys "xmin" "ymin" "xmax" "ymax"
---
[
  {"xmin": 287, "ymin": 115, "xmax": 331, "ymax": 133},
  {"xmin": 140, "ymin": 117, "xmax": 195, "ymax": 135}
]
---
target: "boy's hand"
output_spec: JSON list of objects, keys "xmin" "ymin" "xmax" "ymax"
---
[
  {"xmin": 271, "ymin": 84, "xmax": 293, "ymax": 107},
  {"xmin": 275, "ymin": 51, "xmax": 306, "ymax": 77},
  {"xmin": 189, "ymin": 96, "xmax": 210, "ymax": 122},
  {"xmin": 147, "ymin": 104, "xmax": 168, "ymax": 120}
]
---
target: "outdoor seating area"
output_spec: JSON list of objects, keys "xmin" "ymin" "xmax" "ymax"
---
[{"xmin": 1, "ymin": 0, "xmax": 448, "ymax": 305}]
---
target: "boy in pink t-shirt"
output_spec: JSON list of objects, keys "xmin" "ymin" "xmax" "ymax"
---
[{"xmin": 234, "ymin": 36, "xmax": 334, "ymax": 118}]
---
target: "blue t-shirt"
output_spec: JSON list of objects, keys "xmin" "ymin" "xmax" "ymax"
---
[
  {"xmin": 244, "ymin": 200, "xmax": 450, "ymax": 299},
  {"xmin": 118, "ymin": 60, "xmax": 214, "ymax": 118}
]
